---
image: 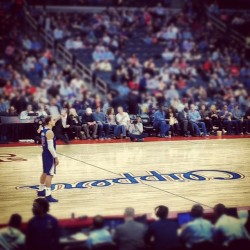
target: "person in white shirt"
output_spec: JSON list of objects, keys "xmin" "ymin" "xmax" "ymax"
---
[
  {"xmin": 116, "ymin": 106, "xmax": 130, "ymax": 138},
  {"xmin": 20, "ymin": 104, "xmax": 35, "ymax": 119},
  {"xmin": 179, "ymin": 204, "xmax": 214, "ymax": 249},
  {"xmin": 72, "ymin": 37, "xmax": 84, "ymax": 50},
  {"xmin": 213, "ymin": 203, "xmax": 250, "ymax": 247}
]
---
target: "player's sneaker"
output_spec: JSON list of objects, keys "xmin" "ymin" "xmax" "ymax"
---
[{"xmin": 45, "ymin": 195, "xmax": 58, "ymax": 203}]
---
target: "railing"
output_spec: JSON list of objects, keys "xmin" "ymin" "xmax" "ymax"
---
[
  {"xmin": 23, "ymin": 8, "xmax": 108, "ymax": 96},
  {"xmin": 24, "ymin": 10, "xmax": 37, "ymax": 31},
  {"xmin": 56, "ymin": 44, "xmax": 73, "ymax": 66},
  {"xmin": 40, "ymin": 29, "xmax": 54, "ymax": 49},
  {"xmin": 206, "ymin": 9, "xmax": 246, "ymax": 47}
]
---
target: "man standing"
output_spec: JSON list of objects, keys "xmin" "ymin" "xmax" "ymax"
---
[{"xmin": 38, "ymin": 116, "xmax": 59, "ymax": 202}]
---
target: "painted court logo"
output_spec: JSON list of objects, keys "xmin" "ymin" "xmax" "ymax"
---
[
  {"xmin": 0, "ymin": 154, "xmax": 27, "ymax": 162},
  {"xmin": 16, "ymin": 170, "xmax": 244, "ymax": 192}
]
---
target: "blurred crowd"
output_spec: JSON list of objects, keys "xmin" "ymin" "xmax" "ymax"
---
[{"xmin": 0, "ymin": 1, "xmax": 250, "ymax": 142}]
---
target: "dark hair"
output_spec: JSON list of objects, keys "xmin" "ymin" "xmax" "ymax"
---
[
  {"xmin": 214, "ymin": 203, "xmax": 226, "ymax": 217},
  {"xmin": 44, "ymin": 115, "xmax": 52, "ymax": 125},
  {"xmin": 191, "ymin": 204, "xmax": 203, "ymax": 218},
  {"xmin": 106, "ymin": 107, "xmax": 114, "ymax": 115},
  {"xmin": 9, "ymin": 214, "xmax": 22, "ymax": 228},
  {"xmin": 93, "ymin": 215, "xmax": 104, "ymax": 229},
  {"xmin": 35, "ymin": 198, "xmax": 49, "ymax": 214},
  {"xmin": 155, "ymin": 205, "xmax": 169, "ymax": 219}
]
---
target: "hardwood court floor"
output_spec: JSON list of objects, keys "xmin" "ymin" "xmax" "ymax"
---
[{"xmin": 0, "ymin": 137, "xmax": 250, "ymax": 224}]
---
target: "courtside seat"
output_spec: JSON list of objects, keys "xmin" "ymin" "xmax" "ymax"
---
[{"xmin": 140, "ymin": 114, "xmax": 158, "ymax": 136}]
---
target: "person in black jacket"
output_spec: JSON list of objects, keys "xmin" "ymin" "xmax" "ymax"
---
[
  {"xmin": 26, "ymin": 198, "xmax": 60, "ymax": 250},
  {"xmin": 177, "ymin": 107, "xmax": 193, "ymax": 137},
  {"xmin": 68, "ymin": 108, "xmax": 86, "ymax": 140},
  {"xmin": 53, "ymin": 109, "xmax": 70, "ymax": 144},
  {"xmin": 145, "ymin": 206, "xmax": 179, "ymax": 250}
]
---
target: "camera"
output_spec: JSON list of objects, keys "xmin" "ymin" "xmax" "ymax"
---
[
  {"xmin": 34, "ymin": 116, "xmax": 46, "ymax": 131},
  {"xmin": 132, "ymin": 120, "xmax": 137, "ymax": 124}
]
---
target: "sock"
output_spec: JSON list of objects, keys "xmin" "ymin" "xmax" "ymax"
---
[
  {"xmin": 45, "ymin": 187, "xmax": 51, "ymax": 196},
  {"xmin": 38, "ymin": 184, "xmax": 45, "ymax": 191}
]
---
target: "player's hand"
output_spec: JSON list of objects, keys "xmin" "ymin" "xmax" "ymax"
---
[{"xmin": 55, "ymin": 157, "xmax": 59, "ymax": 166}]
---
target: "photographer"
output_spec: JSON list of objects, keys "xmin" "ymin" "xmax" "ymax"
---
[
  {"xmin": 128, "ymin": 116, "xmax": 147, "ymax": 142},
  {"xmin": 34, "ymin": 116, "xmax": 46, "ymax": 144}
]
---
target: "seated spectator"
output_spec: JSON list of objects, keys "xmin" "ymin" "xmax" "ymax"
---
[
  {"xmin": 232, "ymin": 104, "xmax": 244, "ymax": 135},
  {"xmin": 114, "ymin": 207, "xmax": 147, "ymax": 250},
  {"xmin": 199, "ymin": 104, "xmax": 212, "ymax": 134},
  {"xmin": 53, "ymin": 26, "xmax": 64, "ymax": 41},
  {"xmin": 219, "ymin": 105, "xmax": 239, "ymax": 135},
  {"xmin": 0, "ymin": 96, "xmax": 9, "ymax": 115},
  {"xmin": 54, "ymin": 109, "xmax": 70, "ymax": 144},
  {"xmin": 166, "ymin": 107, "xmax": 179, "ymax": 136},
  {"xmin": 72, "ymin": 36, "xmax": 85, "ymax": 50},
  {"xmin": 209, "ymin": 104, "xmax": 224, "ymax": 134},
  {"xmin": 188, "ymin": 104, "xmax": 209, "ymax": 136},
  {"xmin": 177, "ymin": 107, "xmax": 191, "ymax": 137},
  {"xmin": 86, "ymin": 215, "xmax": 114, "ymax": 249},
  {"xmin": 65, "ymin": 37, "xmax": 74, "ymax": 50},
  {"xmin": 179, "ymin": 204, "xmax": 214, "ymax": 249},
  {"xmin": 162, "ymin": 48, "xmax": 175, "ymax": 62},
  {"xmin": 243, "ymin": 105, "xmax": 250, "ymax": 134},
  {"xmin": 144, "ymin": 58, "xmax": 156, "ymax": 77},
  {"xmin": 165, "ymin": 84, "xmax": 180, "ymax": 102},
  {"xmin": 116, "ymin": 106, "xmax": 130, "ymax": 138},
  {"xmin": 145, "ymin": 205, "xmax": 178, "ymax": 250},
  {"xmin": 93, "ymin": 106, "xmax": 110, "ymax": 140},
  {"xmin": 153, "ymin": 105, "xmax": 170, "ymax": 138},
  {"xmin": 6, "ymin": 106, "xmax": 18, "ymax": 116},
  {"xmin": 105, "ymin": 107, "xmax": 120, "ymax": 139},
  {"xmin": 213, "ymin": 203, "xmax": 250, "ymax": 247},
  {"xmin": 37, "ymin": 104, "xmax": 48, "ymax": 117},
  {"xmin": 20, "ymin": 104, "xmax": 35, "ymax": 120},
  {"xmin": 68, "ymin": 108, "xmax": 86, "ymax": 140},
  {"xmin": 26, "ymin": 198, "xmax": 60, "ymax": 250},
  {"xmin": 128, "ymin": 115, "xmax": 147, "ymax": 142},
  {"xmin": 4, "ymin": 80, "xmax": 14, "ymax": 97},
  {"xmin": 0, "ymin": 213, "xmax": 25, "ymax": 250},
  {"xmin": 98, "ymin": 60, "xmax": 112, "ymax": 72},
  {"xmin": 82, "ymin": 107, "xmax": 98, "ymax": 139}
]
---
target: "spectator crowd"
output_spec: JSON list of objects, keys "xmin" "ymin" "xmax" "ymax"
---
[{"xmin": 0, "ymin": 0, "xmax": 250, "ymax": 143}]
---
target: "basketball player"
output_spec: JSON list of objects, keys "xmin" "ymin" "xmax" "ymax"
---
[{"xmin": 37, "ymin": 116, "xmax": 59, "ymax": 202}]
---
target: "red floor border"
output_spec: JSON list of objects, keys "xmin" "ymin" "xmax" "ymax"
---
[{"xmin": 0, "ymin": 134, "xmax": 250, "ymax": 147}]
